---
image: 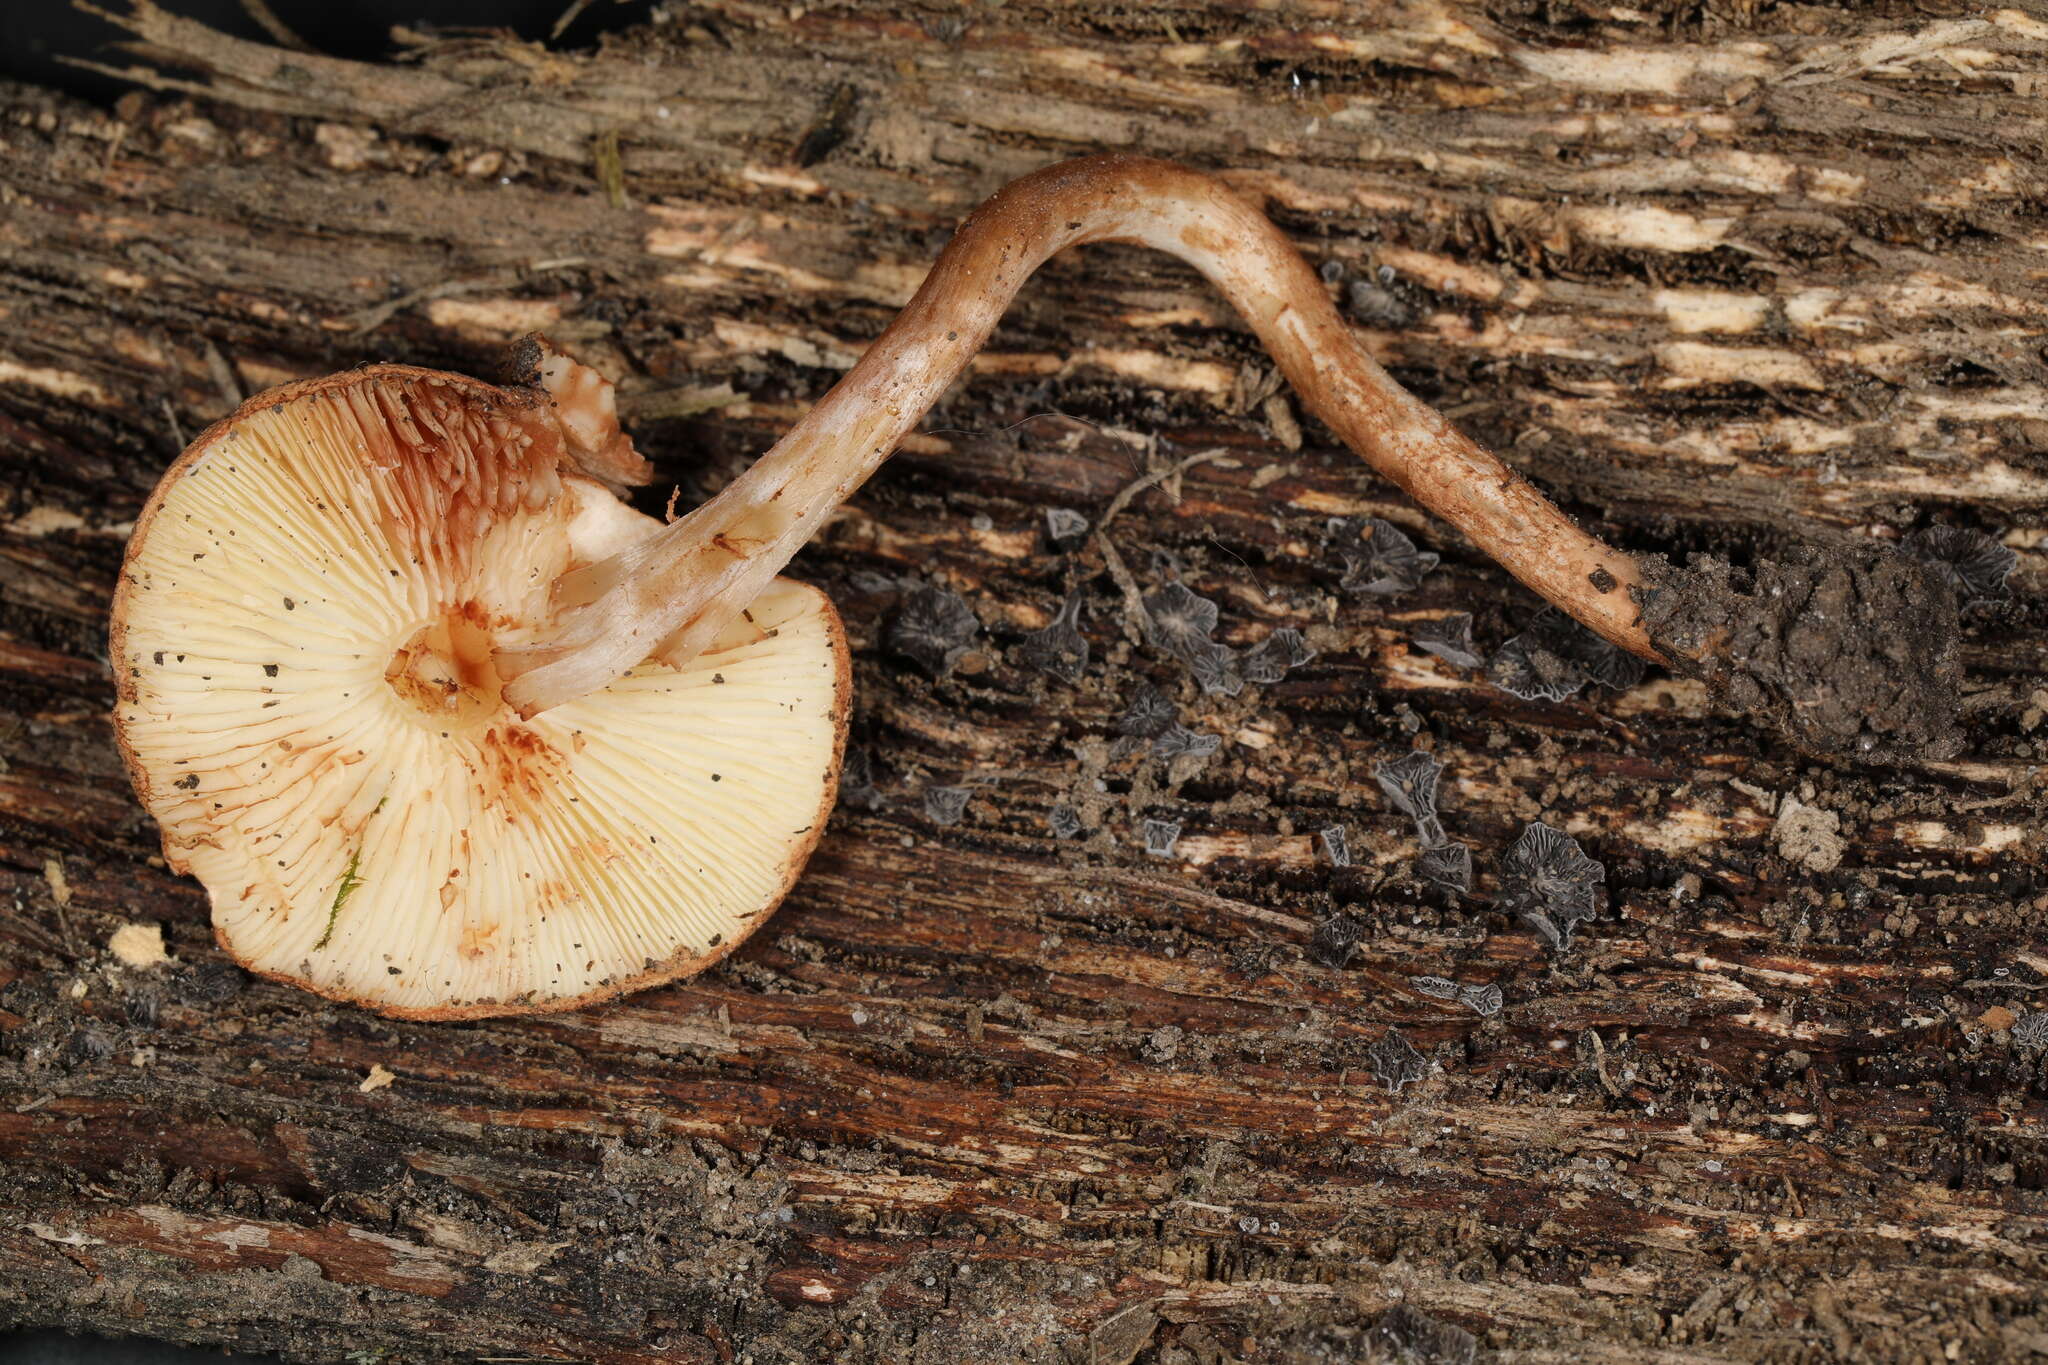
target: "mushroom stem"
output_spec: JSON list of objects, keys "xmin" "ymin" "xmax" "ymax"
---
[{"xmin": 499, "ymin": 154, "xmax": 1656, "ymax": 717}]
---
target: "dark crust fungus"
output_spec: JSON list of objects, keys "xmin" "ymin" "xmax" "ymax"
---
[{"xmin": 1637, "ymin": 545, "xmax": 1963, "ymax": 763}]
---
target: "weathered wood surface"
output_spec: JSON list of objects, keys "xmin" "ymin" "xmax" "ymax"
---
[{"xmin": 4, "ymin": 2, "xmax": 2048, "ymax": 1361}]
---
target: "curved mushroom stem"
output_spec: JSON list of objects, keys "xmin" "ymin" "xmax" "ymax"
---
[{"xmin": 499, "ymin": 154, "xmax": 1658, "ymax": 717}]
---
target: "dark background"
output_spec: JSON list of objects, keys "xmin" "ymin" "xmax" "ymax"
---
[{"xmin": 1, "ymin": 0, "xmax": 651, "ymax": 104}]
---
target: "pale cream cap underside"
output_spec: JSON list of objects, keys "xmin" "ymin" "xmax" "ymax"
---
[{"xmin": 113, "ymin": 381, "xmax": 842, "ymax": 1016}]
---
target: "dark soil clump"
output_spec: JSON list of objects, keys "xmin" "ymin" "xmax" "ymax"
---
[{"xmin": 1638, "ymin": 544, "xmax": 1962, "ymax": 761}]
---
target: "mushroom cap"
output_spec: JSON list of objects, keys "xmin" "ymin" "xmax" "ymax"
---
[{"xmin": 111, "ymin": 360, "xmax": 849, "ymax": 1019}]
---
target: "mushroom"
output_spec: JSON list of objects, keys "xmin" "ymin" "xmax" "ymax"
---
[
  {"xmin": 111, "ymin": 344, "xmax": 848, "ymax": 1018},
  {"xmin": 116, "ymin": 155, "xmax": 1960, "ymax": 1017},
  {"xmin": 499, "ymin": 154, "xmax": 1960, "ymax": 760}
]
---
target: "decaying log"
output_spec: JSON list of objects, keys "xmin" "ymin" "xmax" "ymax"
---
[{"xmin": 3, "ymin": 2, "xmax": 2047, "ymax": 1361}]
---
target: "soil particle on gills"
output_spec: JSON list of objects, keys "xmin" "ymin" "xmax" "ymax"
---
[{"xmin": 1639, "ymin": 545, "xmax": 1962, "ymax": 762}]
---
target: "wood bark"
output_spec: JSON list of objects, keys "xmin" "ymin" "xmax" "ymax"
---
[{"xmin": 3, "ymin": 2, "xmax": 2048, "ymax": 1361}]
